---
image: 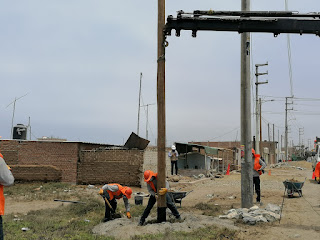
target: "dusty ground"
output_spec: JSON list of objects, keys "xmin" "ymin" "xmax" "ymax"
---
[{"xmin": 5, "ymin": 161, "xmax": 320, "ymax": 239}]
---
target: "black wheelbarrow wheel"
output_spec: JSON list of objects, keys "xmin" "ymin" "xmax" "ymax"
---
[{"xmin": 287, "ymin": 189, "xmax": 294, "ymax": 198}]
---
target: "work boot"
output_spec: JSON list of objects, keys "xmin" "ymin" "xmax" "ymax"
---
[
  {"xmin": 138, "ymin": 220, "xmax": 145, "ymax": 226},
  {"xmin": 102, "ymin": 218, "xmax": 110, "ymax": 223}
]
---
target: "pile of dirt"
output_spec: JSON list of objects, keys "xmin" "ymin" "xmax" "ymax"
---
[{"xmin": 92, "ymin": 213, "xmax": 239, "ymax": 239}]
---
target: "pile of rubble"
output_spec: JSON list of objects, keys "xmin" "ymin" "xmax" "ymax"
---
[
  {"xmin": 219, "ymin": 203, "xmax": 281, "ymax": 225},
  {"xmin": 270, "ymin": 162, "xmax": 305, "ymax": 170}
]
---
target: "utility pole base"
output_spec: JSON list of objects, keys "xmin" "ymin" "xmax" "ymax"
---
[{"xmin": 157, "ymin": 207, "xmax": 166, "ymax": 223}]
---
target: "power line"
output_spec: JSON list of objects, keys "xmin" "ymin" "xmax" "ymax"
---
[{"xmin": 207, "ymin": 126, "xmax": 240, "ymax": 141}]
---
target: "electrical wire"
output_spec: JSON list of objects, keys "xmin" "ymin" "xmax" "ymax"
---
[{"xmin": 207, "ymin": 126, "xmax": 240, "ymax": 141}]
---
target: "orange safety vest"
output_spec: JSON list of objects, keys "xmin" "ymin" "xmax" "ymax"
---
[
  {"xmin": 107, "ymin": 183, "xmax": 127, "ymax": 200},
  {"xmin": 148, "ymin": 180, "xmax": 157, "ymax": 192},
  {"xmin": 253, "ymin": 154, "xmax": 262, "ymax": 175},
  {"xmin": 315, "ymin": 162, "xmax": 320, "ymax": 178},
  {"xmin": 0, "ymin": 185, "xmax": 4, "ymax": 215},
  {"xmin": 146, "ymin": 172, "xmax": 158, "ymax": 192}
]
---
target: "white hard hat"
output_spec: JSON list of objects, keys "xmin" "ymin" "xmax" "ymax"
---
[{"xmin": 171, "ymin": 145, "xmax": 176, "ymax": 150}]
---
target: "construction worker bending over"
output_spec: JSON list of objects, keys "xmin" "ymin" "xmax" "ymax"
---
[
  {"xmin": 252, "ymin": 149, "xmax": 266, "ymax": 204},
  {"xmin": 0, "ymin": 153, "xmax": 14, "ymax": 240},
  {"xmin": 99, "ymin": 183, "xmax": 132, "ymax": 222},
  {"xmin": 138, "ymin": 170, "xmax": 181, "ymax": 226}
]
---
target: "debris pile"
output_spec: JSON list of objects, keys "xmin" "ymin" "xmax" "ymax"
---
[
  {"xmin": 269, "ymin": 163, "xmax": 306, "ymax": 170},
  {"xmin": 219, "ymin": 203, "xmax": 281, "ymax": 225}
]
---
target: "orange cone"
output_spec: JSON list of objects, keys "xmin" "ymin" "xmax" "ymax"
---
[
  {"xmin": 226, "ymin": 164, "xmax": 230, "ymax": 175},
  {"xmin": 268, "ymin": 170, "xmax": 271, "ymax": 176},
  {"xmin": 312, "ymin": 171, "xmax": 315, "ymax": 180}
]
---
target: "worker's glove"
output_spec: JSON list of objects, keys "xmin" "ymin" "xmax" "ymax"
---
[
  {"xmin": 126, "ymin": 212, "xmax": 131, "ymax": 219},
  {"xmin": 159, "ymin": 188, "xmax": 168, "ymax": 196},
  {"xmin": 99, "ymin": 189, "xmax": 104, "ymax": 195}
]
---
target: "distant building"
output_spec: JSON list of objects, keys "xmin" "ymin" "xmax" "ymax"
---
[{"xmin": 37, "ymin": 136, "xmax": 67, "ymax": 142}]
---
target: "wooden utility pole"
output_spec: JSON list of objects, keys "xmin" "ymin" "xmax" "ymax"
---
[
  {"xmin": 240, "ymin": 0, "xmax": 253, "ymax": 208},
  {"xmin": 157, "ymin": 0, "xmax": 166, "ymax": 222}
]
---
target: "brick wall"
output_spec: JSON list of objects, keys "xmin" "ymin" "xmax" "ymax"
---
[
  {"xmin": 0, "ymin": 140, "xmax": 79, "ymax": 182},
  {"xmin": 77, "ymin": 149, "xmax": 144, "ymax": 186},
  {"xmin": 11, "ymin": 165, "xmax": 62, "ymax": 182}
]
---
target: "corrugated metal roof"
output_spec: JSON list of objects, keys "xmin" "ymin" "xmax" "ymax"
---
[{"xmin": 175, "ymin": 142, "xmax": 220, "ymax": 155}]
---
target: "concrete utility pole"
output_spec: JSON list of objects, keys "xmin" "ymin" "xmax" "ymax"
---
[
  {"xmin": 141, "ymin": 103, "xmax": 155, "ymax": 140},
  {"xmin": 299, "ymin": 128, "xmax": 304, "ymax": 157},
  {"xmin": 259, "ymin": 98, "xmax": 262, "ymax": 143},
  {"xmin": 240, "ymin": 0, "xmax": 253, "ymax": 209},
  {"xmin": 255, "ymin": 63, "xmax": 268, "ymax": 154},
  {"xmin": 157, "ymin": 0, "xmax": 167, "ymax": 222},
  {"xmin": 285, "ymin": 97, "xmax": 293, "ymax": 161}
]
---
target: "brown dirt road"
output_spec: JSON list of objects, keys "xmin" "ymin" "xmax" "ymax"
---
[
  {"xmin": 171, "ymin": 161, "xmax": 320, "ymax": 240},
  {"xmin": 5, "ymin": 161, "xmax": 320, "ymax": 239}
]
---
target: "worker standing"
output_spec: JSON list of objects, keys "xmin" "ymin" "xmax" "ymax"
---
[
  {"xmin": 168, "ymin": 145, "xmax": 179, "ymax": 175},
  {"xmin": 314, "ymin": 159, "xmax": 320, "ymax": 183},
  {"xmin": 0, "ymin": 153, "xmax": 14, "ymax": 240},
  {"xmin": 99, "ymin": 183, "xmax": 132, "ymax": 222},
  {"xmin": 138, "ymin": 170, "xmax": 181, "ymax": 226},
  {"xmin": 252, "ymin": 149, "xmax": 266, "ymax": 205}
]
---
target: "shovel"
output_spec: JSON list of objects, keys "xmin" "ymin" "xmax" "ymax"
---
[{"xmin": 103, "ymin": 196, "xmax": 121, "ymax": 219}]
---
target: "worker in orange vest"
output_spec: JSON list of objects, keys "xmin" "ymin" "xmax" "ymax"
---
[
  {"xmin": 138, "ymin": 170, "xmax": 180, "ymax": 226},
  {"xmin": 252, "ymin": 149, "xmax": 266, "ymax": 204},
  {"xmin": 0, "ymin": 153, "xmax": 14, "ymax": 240},
  {"xmin": 99, "ymin": 183, "xmax": 132, "ymax": 222},
  {"xmin": 314, "ymin": 160, "xmax": 320, "ymax": 183}
]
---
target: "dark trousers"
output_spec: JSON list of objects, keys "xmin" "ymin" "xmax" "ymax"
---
[
  {"xmin": 0, "ymin": 216, "xmax": 3, "ymax": 240},
  {"xmin": 253, "ymin": 176, "xmax": 261, "ymax": 202},
  {"xmin": 171, "ymin": 161, "xmax": 178, "ymax": 175},
  {"xmin": 140, "ymin": 194, "xmax": 180, "ymax": 223},
  {"xmin": 104, "ymin": 198, "xmax": 117, "ymax": 220}
]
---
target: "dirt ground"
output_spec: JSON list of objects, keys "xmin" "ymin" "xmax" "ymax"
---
[{"xmin": 5, "ymin": 161, "xmax": 320, "ymax": 239}]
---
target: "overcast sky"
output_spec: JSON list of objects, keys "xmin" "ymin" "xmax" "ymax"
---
[{"xmin": 1, "ymin": 1, "xmax": 320, "ymax": 148}]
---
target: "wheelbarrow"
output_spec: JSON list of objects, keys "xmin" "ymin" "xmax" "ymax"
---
[
  {"xmin": 168, "ymin": 190, "xmax": 193, "ymax": 207},
  {"xmin": 283, "ymin": 178, "xmax": 306, "ymax": 198}
]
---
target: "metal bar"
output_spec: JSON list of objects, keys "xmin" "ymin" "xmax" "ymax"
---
[
  {"xmin": 191, "ymin": 10, "xmax": 320, "ymax": 18},
  {"xmin": 53, "ymin": 199, "xmax": 86, "ymax": 204},
  {"xmin": 165, "ymin": 17, "xmax": 320, "ymax": 36}
]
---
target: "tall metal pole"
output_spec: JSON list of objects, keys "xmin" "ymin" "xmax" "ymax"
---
[
  {"xmin": 285, "ymin": 97, "xmax": 288, "ymax": 161},
  {"xmin": 240, "ymin": 0, "xmax": 253, "ymax": 209},
  {"xmin": 11, "ymin": 98, "xmax": 17, "ymax": 139},
  {"xmin": 259, "ymin": 98, "xmax": 262, "ymax": 143},
  {"xmin": 146, "ymin": 105, "xmax": 149, "ymax": 140},
  {"xmin": 137, "ymin": 73, "xmax": 142, "ymax": 135},
  {"xmin": 157, "ymin": 0, "xmax": 166, "ymax": 222}
]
